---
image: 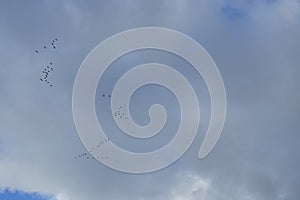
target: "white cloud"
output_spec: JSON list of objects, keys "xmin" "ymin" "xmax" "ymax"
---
[
  {"xmin": 51, "ymin": 193, "xmax": 69, "ymax": 200},
  {"xmin": 171, "ymin": 173, "xmax": 211, "ymax": 200}
]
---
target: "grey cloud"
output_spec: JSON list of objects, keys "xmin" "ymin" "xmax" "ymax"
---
[{"xmin": 0, "ymin": 0, "xmax": 300, "ymax": 200}]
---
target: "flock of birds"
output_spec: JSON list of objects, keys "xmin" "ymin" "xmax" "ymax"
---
[
  {"xmin": 34, "ymin": 38, "xmax": 58, "ymax": 53},
  {"xmin": 114, "ymin": 104, "xmax": 129, "ymax": 120},
  {"xmin": 40, "ymin": 62, "xmax": 54, "ymax": 86},
  {"xmin": 34, "ymin": 38, "xmax": 59, "ymax": 87},
  {"xmin": 34, "ymin": 39, "xmax": 131, "ymax": 161},
  {"xmin": 74, "ymin": 138, "xmax": 110, "ymax": 160},
  {"xmin": 74, "ymin": 95, "xmax": 129, "ymax": 160},
  {"xmin": 101, "ymin": 93, "xmax": 129, "ymax": 120}
]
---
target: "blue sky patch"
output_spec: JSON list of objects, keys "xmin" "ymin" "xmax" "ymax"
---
[
  {"xmin": 0, "ymin": 190, "xmax": 50, "ymax": 200},
  {"xmin": 221, "ymin": 4, "xmax": 247, "ymax": 20}
]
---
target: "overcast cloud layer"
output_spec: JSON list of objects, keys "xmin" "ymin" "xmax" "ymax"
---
[{"xmin": 0, "ymin": 0, "xmax": 300, "ymax": 200}]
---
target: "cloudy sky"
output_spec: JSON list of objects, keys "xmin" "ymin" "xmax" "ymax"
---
[{"xmin": 0, "ymin": 0, "xmax": 300, "ymax": 200}]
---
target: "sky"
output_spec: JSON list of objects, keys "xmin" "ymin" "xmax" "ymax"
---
[
  {"xmin": 0, "ymin": 190, "xmax": 49, "ymax": 200},
  {"xmin": 0, "ymin": 0, "xmax": 300, "ymax": 200}
]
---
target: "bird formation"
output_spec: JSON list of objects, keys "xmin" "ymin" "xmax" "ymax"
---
[
  {"xmin": 34, "ymin": 38, "xmax": 58, "ymax": 53},
  {"xmin": 34, "ymin": 38, "xmax": 59, "ymax": 87},
  {"xmin": 114, "ymin": 104, "xmax": 129, "ymax": 120},
  {"xmin": 73, "ymin": 99, "xmax": 130, "ymax": 160},
  {"xmin": 51, "ymin": 38, "xmax": 58, "ymax": 49},
  {"xmin": 74, "ymin": 138, "xmax": 110, "ymax": 160},
  {"xmin": 40, "ymin": 62, "xmax": 54, "ymax": 87},
  {"xmin": 100, "ymin": 93, "xmax": 128, "ymax": 119},
  {"xmin": 74, "ymin": 95, "xmax": 129, "ymax": 161}
]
